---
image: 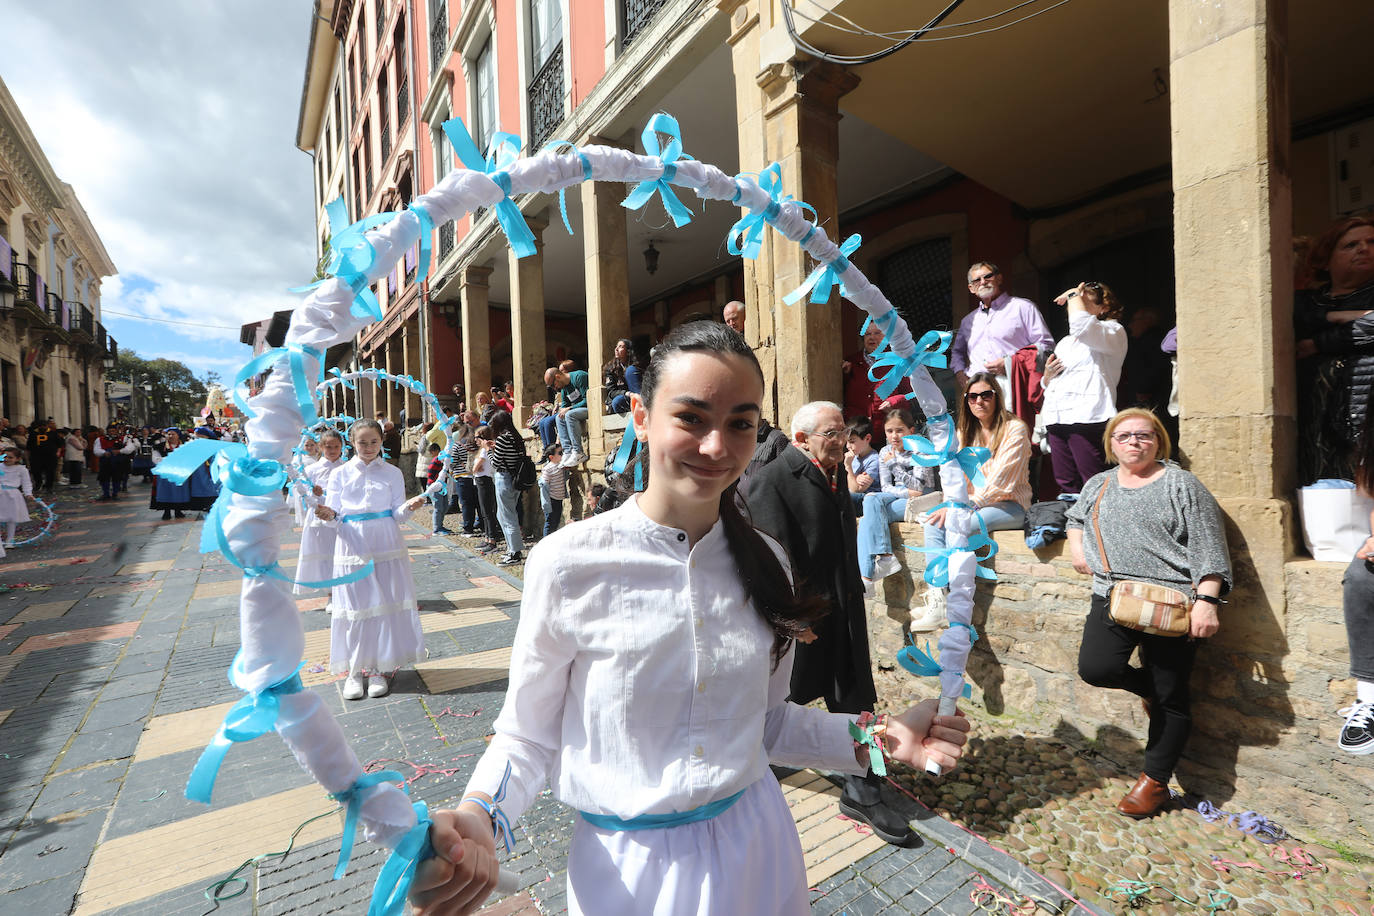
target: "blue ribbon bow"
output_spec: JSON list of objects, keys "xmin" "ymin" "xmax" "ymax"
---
[
  {"xmin": 896, "ymin": 638, "xmax": 973, "ymax": 699},
  {"xmin": 291, "ymin": 197, "xmax": 396, "ymax": 322},
  {"xmin": 784, "ymin": 233, "xmax": 861, "ymax": 306},
  {"xmin": 368, "ymin": 800, "xmax": 434, "ymax": 916},
  {"xmin": 621, "ymin": 113, "xmax": 694, "ymax": 228},
  {"xmin": 185, "ymin": 657, "xmax": 305, "ymax": 803},
  {"xmin": 727, "ymin": 163, "xmax": 808, "ymax": 260},
  {"xmin": 867, "ymin": 328, "xmax": 952, "ymax": 400},
  {"xmin": 540, "ymin": 140, "xmax": 594, "ymax": 235},
  {"xmin": 332, "ymin": 770, "xmax": 408, "ymax": 879},
  {"xmin": 907, "ymin": 500, "xmax": 1000, "ymax": 588},
  {"xmin": 232, "ymin": 342, "xmax": 325, "ymax": 426},
  {"xmin": 441, "ymin": 118, "xmax": 537, "ymax": 258}
]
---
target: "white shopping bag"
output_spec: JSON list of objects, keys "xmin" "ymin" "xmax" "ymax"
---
[{"xmin": 1298, "ymin": 483, "xmax": 1374, "ymax": 562}]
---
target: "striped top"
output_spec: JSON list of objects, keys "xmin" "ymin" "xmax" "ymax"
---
[
  {"xmin": 962, "ymin": 418, "xmax": 1033, "ymax": 511},
  {"xmin": 490, "ymin": 430, "xmax": 527, "ymax": 474}
]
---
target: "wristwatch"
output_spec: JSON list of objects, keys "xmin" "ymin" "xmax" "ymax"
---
[{"xmin": 1193, "ymin": 593, "xmax": 1223, "ymax": 606}]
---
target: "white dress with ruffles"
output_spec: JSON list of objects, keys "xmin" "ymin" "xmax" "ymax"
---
[
  {"xmin": 293, "ymin": 456, "xmax": 342, "ymax": 595},
  {"xmin": 0, "ymin": 464, "xmax": 32, "ymax": 522}
]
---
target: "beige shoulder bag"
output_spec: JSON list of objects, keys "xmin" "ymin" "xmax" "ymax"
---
[{"xmin": 1090, "ymin": 479, "xmax": 1191, "ymax": 637}]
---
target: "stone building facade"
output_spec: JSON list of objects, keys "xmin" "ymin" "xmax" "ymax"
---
[{"xmin": 0, "ymin": 78, "xmax": 116, "ymax": 429}]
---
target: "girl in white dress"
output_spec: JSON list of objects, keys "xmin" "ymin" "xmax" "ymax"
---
[
  {"xmin": 291, "ymin": 436, "xmax": 322, "ymax": 527},
  {"xmin": 409, "ymin": 322, "xmax": 971, "ymax": 916},
  {"xmin": 294, "ymin": 431, "xmax": 345, "ymax": 597},
  {"xmin": 0, "ymin": 449, "xmax": 33, "ymax": 547},
  {"xmin": 313, "ymin": 420, "xmax": 427, "ymax": 701}
]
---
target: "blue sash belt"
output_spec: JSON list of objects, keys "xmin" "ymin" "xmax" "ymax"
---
[
  {"xmin": 340, "ymin": 510, "xmax": 393, "ymax": 523},
  {"xmin": 579, "ymin": 788, "xmax": 746, "ymax": 832}
]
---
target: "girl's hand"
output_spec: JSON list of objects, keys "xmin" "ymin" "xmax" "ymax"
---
[
  {"xmin": 1189, "ymin": 601, "xmax": 1220, "ymax": 639},
  {"xmin": 314, "ymin": 506, "xmax": 335, "ymax": 521},
  {"xmin": 1356, "ymin": 535, "xmax": 1374, "ymax": 560},
  {"xmin": 404, "ymin": 496, "xmax": 426, "ymax": 512},
  {"xmin": 924, "ymin": 507, "xmax": 948, "ymax": 529},
  {"xmin": 409, "ymin": 805, "xmax": 500, "ymax": 915},
  {"xmin": 882, "ymin": 700, "xmax": 970, "ymax": 773},
  {"xmin": 312, "ymin": 485, "xmax": 324, "ymax": 497}
]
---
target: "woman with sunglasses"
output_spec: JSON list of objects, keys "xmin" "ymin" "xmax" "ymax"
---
[
  {"xmin": 1039, "ymin": 281, "xmax": 1129, "ymax": 494},
  {"xmin": 1064, "ymin": 408, "xmax": 1230, "ymax": 818},
  {"xmin": 919, "ymin": 373, "xmax": 1033, "ymax": 616}
]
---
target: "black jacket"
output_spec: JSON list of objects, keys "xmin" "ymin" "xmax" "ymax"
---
[{"xmin": 745, "ymin": 445, "xmax": 875, "ymax": 713}]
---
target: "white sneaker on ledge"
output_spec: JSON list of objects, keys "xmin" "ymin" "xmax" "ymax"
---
[
  {"xmin": 909, "ymin": 587, "xmax": 947, "ymax": 633},
  {"xmin": 342, "ymin": 674, "xmax": 366, "ymax": 700},
  {"xmin": 872, "ymin": 554, "xmax": 902, "ymax": 581}
]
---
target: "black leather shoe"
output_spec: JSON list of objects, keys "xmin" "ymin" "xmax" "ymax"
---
[{"xmin": 838, "ymin": 794, "xmax": 918, "ymax": 847}]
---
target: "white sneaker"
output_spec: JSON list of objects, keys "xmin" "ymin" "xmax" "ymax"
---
[
  {"xmin": 872, "ymin": 553, "xmax": 902, "ymax": 581},
  {"xmin": 862, "ymin": 576, "xmax": 876, "ymax": 599},
  {"xmin": 367, "ymin": 674, "xmax": 391, "ymax": 698},
  {"xmin": 561, "ymin": 450, "xmax": 582, "ymax": 468},
  {"xmin": 909, "ymin": 587, "xmax": 947, "ymax": 633},
  {"xmin": 342, "ymin": 673, "xmax": 366, "ymax": 700}
]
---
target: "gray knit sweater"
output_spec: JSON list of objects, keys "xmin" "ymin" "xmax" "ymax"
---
[{"xmin": 1065, "ymin": 462, "xmax": 1232, "ymax": 598}]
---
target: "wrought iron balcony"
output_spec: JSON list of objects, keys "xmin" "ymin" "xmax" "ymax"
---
[
  {"xmin": 622, "ymin": 0, "xmax": 668, "ymax": 49},
  {"xmin": 72, "ymin": 303, "xmax": 94, "ymax": 337},
  {"xmin": 96, "ymin": 321, "xmax": 107, "ymax": 352},
  {"xmin": 12, "ymin": 260, "xmax": 37, "ymax": 308},
  {"xmin": 45, "ymin": 291, "xmax": 68, "ymax": 333},
  {"xmin": 381, "ymin": 118, "xmax": 392, "ymax": 163},
  {"xmin": 397, "ymin": 77, "xmax": 409, "ymax": 128},
  {"xmin": 108, "ymin": 335, "xmax": 118, "ymax": 361},
  {"xmin": 528, "ymin": 44, "xmax": 564, "ymax": 150},
  {"xmin": 438, "ymin": 221, "xmax": 454, "ymax": 261},
  {"xmin": 429, "ymin": 3, "xmax": 448, "ymax": 75}
]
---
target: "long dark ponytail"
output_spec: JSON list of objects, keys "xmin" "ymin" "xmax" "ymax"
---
[{"xmin": 630, "ymin": 321, "xmax": 826, "ymax": 663}]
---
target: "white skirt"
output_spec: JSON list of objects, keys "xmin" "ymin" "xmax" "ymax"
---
[
  {"xmin": 293, "ymin": 522, "xmax": 338, "ymax": 594},
  {"xmin": 567, "ymin": 777, "xmax": 809, "ymax": 916},
  {"xmin": 329, "ymin": 610, "xmax": 425, "ymax": 675},
  {"xmin": 327, "ymin": 516, "xmax": 423, "ymax": 673},
  {"xmin": 0, "ymin": 490, "xmax": 29, "ymax": 523}
]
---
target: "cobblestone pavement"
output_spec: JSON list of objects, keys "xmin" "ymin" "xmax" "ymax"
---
[{"xmin": 0, "ymin": 486, "xmax": 1067, "ymax": 916}]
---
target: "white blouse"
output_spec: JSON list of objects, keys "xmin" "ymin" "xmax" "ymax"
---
[
  {"xmin": 1039, "ymin": 312, "xmax": 1128, "ymax": 426},
  {"xmin": 324, "ymin": 456, "xmax": 412, "ymax": 521},
  {"xmin": 465, "ymin": 496, "xmax": 865, "ymax": 826}
]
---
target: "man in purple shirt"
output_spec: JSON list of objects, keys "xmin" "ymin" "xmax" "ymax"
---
[{"xmin": 951, "ymin": 262, "xmax": 1053, "ymax": 389}]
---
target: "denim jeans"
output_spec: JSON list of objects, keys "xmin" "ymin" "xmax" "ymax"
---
[
  {"xmin": 857, "ymin": 492, "xmax": 909, "ymax": 577},
  {"xmin": 537, "ymin": 415, "xmax": 558, "ymax": 449},
  {"xmin": 430, "ymin": 490, "xmax": 450, "ymax": 532},
  {"xmin": 555, "ymin": 407, "xmax": 589, "ymax": 453},
  {"xmin": 493, "ymin": 471, "xmax": 524, "ymax": 554},
  {"xmin": 540, "ymin": 478, "xmax": 564, "ymax": 538},
  {"xmin": 454, "ymin": 477, "xmax": 479, "ymax": 531},
  {"xmin": 922, "ymin": 500, "xmax": 1025, "ymax": 554}
]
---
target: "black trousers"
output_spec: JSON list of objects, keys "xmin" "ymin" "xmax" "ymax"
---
[
  {"xmin": 32, "ymin": 459, "xmax": 58, "ymax": 492},
  {"xmin": 474, "ymin": 476, "xmax": 500, "ymax": 543},
  {"xmin": 1077, "ymin": 592, "xmax": 1199, "ymax": 783}
]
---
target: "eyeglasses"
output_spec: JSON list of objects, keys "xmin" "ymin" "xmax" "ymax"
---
[
  {"xmin": 810, "ymin": 428, "xmax": 846, "ymax": 440},
  {"xmin": 968, "ymin": 272, "xmax": 998, "ymax": 285},
  {"xmin": 965, "ymin": 390, "xmax": 996, "ymax": 402},
  {"xmin": 1111, "ymin": 431, "xmax": 1155, "ymax": 443}
]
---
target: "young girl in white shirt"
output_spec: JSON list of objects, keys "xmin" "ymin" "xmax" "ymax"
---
[
  {"xmin": 0, "ymin": 449, "xmax": 33, "ymax": 547},
  {"xmin": 409, "ymin": 321, "xmax": 970, "ymax": 916},
  {"xmin": 313, "ymin": 420, "xmax": 428, "ymax": 701},
  {"xmin": 294, "ymin": 430, "xmax": 346, "ymax": 598}
]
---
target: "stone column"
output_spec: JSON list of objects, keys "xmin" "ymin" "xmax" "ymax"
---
[
  {"xmin": 1169, "ymin": 1, "xmax": 1294, "ymax": 643},
  {"xmin": 459, "ymin": 264, "xmax": 493, "ymax": 411},
  {"xmin": 581, "ymin": 139, "xmax": 631, "ymax": 464},
  {"xmin": 508, "ymin": 212, "xmax": 549, "ymax": 427},
  {"xmin": 403, "ymin": 314, "xmax": 423, "ymax": 420}
]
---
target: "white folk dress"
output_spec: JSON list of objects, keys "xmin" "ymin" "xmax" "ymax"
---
[
  {"xmin": 293, "ymin": 456, "xmax": 343, "ymax": 595},
  {"xmin": 464, "ymin": 497, "xmax": 868, "ymax": 916},
  {"xmin": 323, "ymin": 455, "xmax": 424, "ymax": 674},
  {"xmin": 0, "ymin": 464, "xmax": 33, "ymax": 522},
  {"xmin": 290, "ymin": 454, "xmax": 319, "ymax": 527}
]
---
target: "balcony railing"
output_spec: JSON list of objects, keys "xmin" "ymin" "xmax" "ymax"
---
[
  {"xmin": 528, "ymin": 44, "xmax": 564, "ymax": 150},
  {"xmin": 96, "ymin": 321, "xmax": 107, "ymax": 352},
  {"xmin": 397, "ymin": 76, "xmax": 410, "ymax": 129},
  {"xmin": 381, "ymin": 117, "xmax": 392, "ymax": 163},
  {"xmin": 429, "ymin": 3, "xmax": 448, "ymax": 75},
  {"xmin": 108, "ymin": 335, "xmax": 118, "ymax": 361},
  {"xmin": 13, "ymin": 260, "xmax": 37, "ymax": 307},
  {"xmin": 621, "ymin": 0, "xmax": 668, "ymax": 49},
  {"xmin": 438, "ymin": 221, "xmax": 454, "ymax": 261},
  {"xmin": 45, "ymin": 291, "xmax": 67, "ymax": 331},
  {"xmin": 72, "ymin": 303, "xmax": 94, "ymax": 336}
]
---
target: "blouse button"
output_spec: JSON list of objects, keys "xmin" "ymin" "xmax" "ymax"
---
[{"xmin": 676, "ymin": 532, "xmax": 685, "ymax": 542}]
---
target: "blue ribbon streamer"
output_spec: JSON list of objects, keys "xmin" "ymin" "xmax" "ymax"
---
[
  {"xmin": 441, "ymin": 118, "xmax": 537, "ymax": 258},
  {"xmin": 232, "ymin": 343, "xmax": 325, "ymax": 425},
  {"xmin": 409, "ymin": 202, "xmax": 435, "ymax": 285},
  {"xmin": 621, "ymin": 112, "xmax": 694, "ymax": 228},
  {"xmin": 339, "ymin": 510, "xmax": 394, "ymax": 523},
  {"xmin": 291, "ymin": 198, "xmax": 396, "ymax": 321},
  {"xmin": 907, "ymin": 500, "xmax": 1000, "ymax": 588},
  {"xmin": 867, "ymin": 329, "xmax": 952, "ymax": 400},
  {"xmin": 728, "ymin": 163, "xmax": 788, "ymax": 260},
  {"xmin": 368, "ymin": 800, "xmax": 434, "ymax": 916},
  {"xmin": 331, "ymin": 770, "xmax": 408, "ymax": 879},
  {"xmin": 609, "ymin": 417, "xmax": 645, "ymax": 492},
  {"xmin": 185, "ymin": 658, "xmax": 306, "ymax": 803},
  {"xmin": 896, "ymin": 638, "xmax": 973, "ymax": 699},
  {"xmin": 784, "ymin": 233, "xmax": 861, "ymax": 305},
  {"xmin": 540, "ymin": 140, "xmax": 594, "ymax": 235}
]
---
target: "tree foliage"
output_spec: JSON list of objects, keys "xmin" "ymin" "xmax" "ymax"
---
[{"xmin": 110, "ymin": 350, "xmax": 210, "ymax": 426}]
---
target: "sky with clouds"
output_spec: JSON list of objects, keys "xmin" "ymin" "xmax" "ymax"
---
[{"xmin": 3, "ymin": 1, "xmax": 316, "ymax": 381}]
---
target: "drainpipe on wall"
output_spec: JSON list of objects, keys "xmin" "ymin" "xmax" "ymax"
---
[{"xmin": 406, "ymin": 0, "xmax": 433, "ymax": 419}]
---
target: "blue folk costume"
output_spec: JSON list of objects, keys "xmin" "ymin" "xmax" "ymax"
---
[
  {"xmin": 183, "ymin": 428, "xmax": 223, "ymax": 511},
  {"xmin": 150, "ymin": 433, "xmax": 194, "ymax": 513}
]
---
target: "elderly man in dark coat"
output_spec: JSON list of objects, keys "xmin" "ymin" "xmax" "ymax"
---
[{"xmin": 747, "ymin": 400, "xmax": 914, "ymax": 846}]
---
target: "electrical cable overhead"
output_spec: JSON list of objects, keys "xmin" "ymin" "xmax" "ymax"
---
[
  {"xmin": 781, "ymin": 0, "xmax": 1078, "ymax": 64},
  {"xmin": 101, "ymin": 308, "xmax": 244, "ymax": 331},
  {"xmin": 790, "ymin": 0, "xmax": 1047, "ymax": 41}
]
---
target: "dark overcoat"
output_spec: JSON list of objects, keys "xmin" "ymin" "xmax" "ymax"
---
[{"xmin": 746, "ymin": 444, "xmax": 876, "ymax": 714}]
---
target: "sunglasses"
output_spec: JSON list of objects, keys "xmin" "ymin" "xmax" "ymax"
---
[
  {"xmin": 968, "ymin": 272, "xmax": 998, "ymax": 285},
  {"xmin": 965, "ymin": 390, "xmax": 997, "ymax": 402}
]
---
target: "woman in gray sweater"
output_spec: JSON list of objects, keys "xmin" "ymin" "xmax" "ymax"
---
[{"xmin": 1065, "ymin": 408, "xmax": 1231, "ymax": 819}]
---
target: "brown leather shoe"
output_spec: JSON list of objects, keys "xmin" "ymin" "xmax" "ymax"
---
[{"xmin": 1117, "ymin": 772, "xmax": 1171, "ymax": 818}]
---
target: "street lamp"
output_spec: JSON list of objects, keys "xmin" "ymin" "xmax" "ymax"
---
[{"xmin": 102, "ymin": 354, "xmax": 115, "ymax": 370}]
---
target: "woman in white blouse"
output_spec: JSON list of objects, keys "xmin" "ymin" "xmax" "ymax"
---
[
  {"xmin": 411, "ymin": 322, "xmax": 970, "ymax": 916},
  {"xmin": 1039, "ymin": 281, "xmax": 1129, "ymax": 494}
]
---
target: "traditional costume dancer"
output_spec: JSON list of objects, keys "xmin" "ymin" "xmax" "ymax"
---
[
  {"xmin": 150, "ymin": 429, "xmax": 190, "ymax": 520},
  {"xmin": 0, "ymin": 449, "xmax": 33, "ymax": 547},
  {"xmin": 185, "ymin": 427, "xmax": 223, "ymax": 514},
  {"xmin": 294, "ymin": 431, "xmax": 346, "ymax": 598},
  {"xmin": 93, "ymin": 424, "xmax": 134, "ymax": 500},
  {"xmin": 409, "ymin": 323, "xmax": 970, "ymax": 916},
  {"xmin": 314, "ymin": 420, "xmax": 427, "ymax": 701}
]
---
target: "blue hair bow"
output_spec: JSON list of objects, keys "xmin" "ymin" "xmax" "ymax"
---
[
  {"xmin": 621, "ymin": 113, "xmax": 694, "ymax": 228},
  {"xmin": 442, "ymin": 117, "xmax": 537, "ymax": 258},
  {"xmin": 784, "ymin": 233, "xmax": 861, "ymax": 306},
  {"xmin": 867, "ymin": 328, "xmax": 951, "ymax": 400}
]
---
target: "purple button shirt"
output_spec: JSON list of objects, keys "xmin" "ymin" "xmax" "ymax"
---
[{"xmin": 951, "ymin": 292, "xmax": 1054, "ymax": 374}]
